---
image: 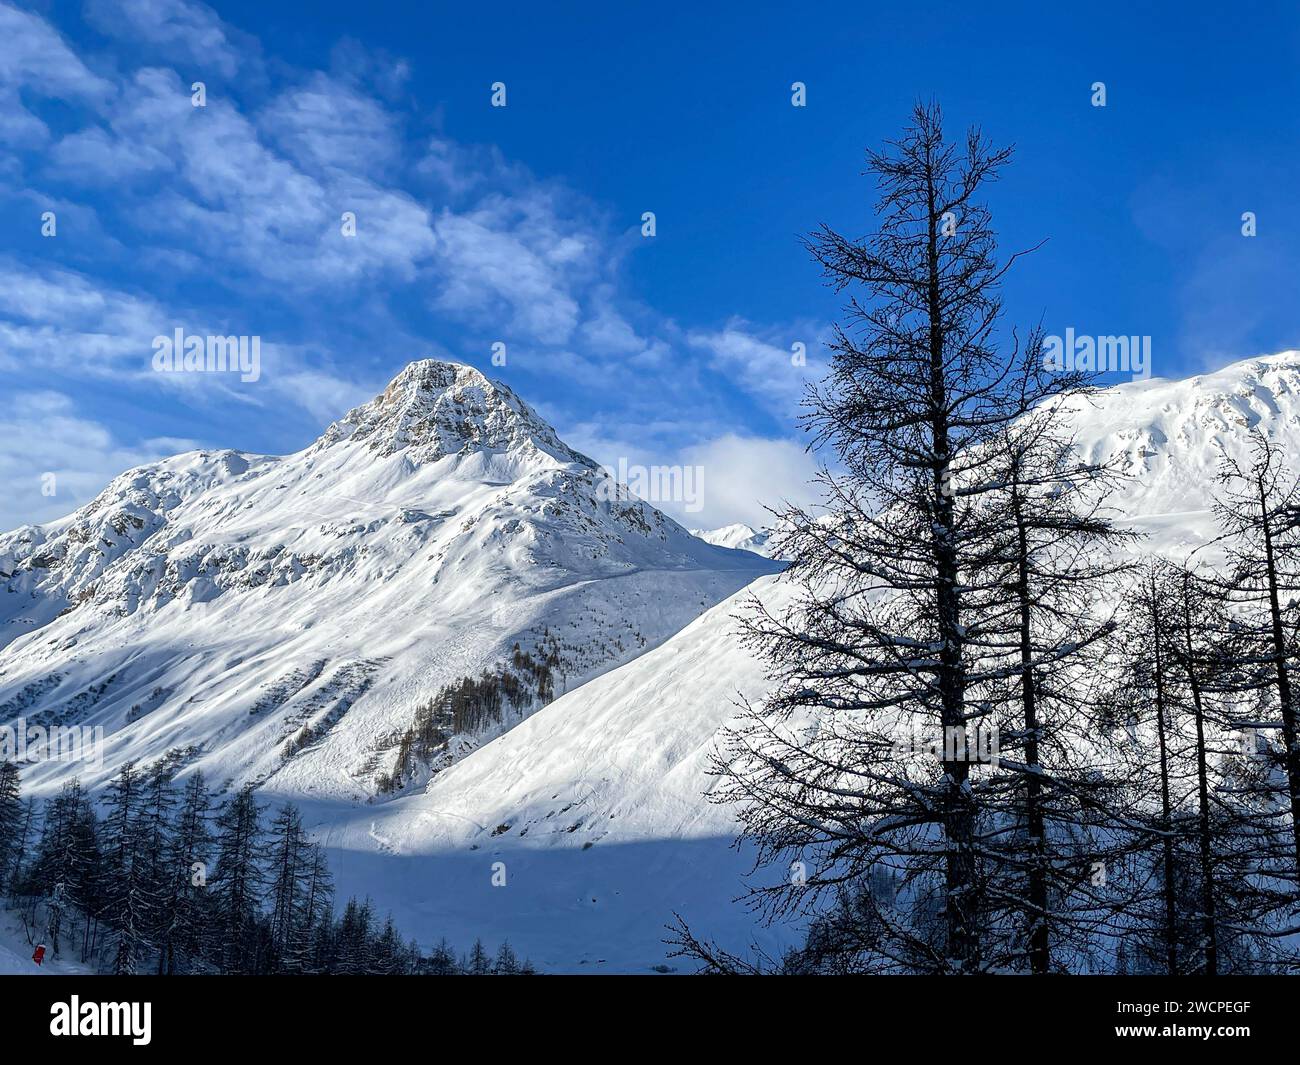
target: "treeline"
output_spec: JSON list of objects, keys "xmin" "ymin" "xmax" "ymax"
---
[
  {"xmin": 672, "ymin": 103, "xmax": 1300, "ymax": 975},
  {"xmin": 0, "ymin": 761, "xmax": 534, "ymax": 974},
  {"xmin": 377, "ymin": 640, "xmax": 562, "ymax": 794}
]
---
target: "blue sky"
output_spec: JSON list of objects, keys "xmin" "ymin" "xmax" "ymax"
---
[{"xmin": 1, "ymin": 0, "xmax": 1297, "ymax": 529}]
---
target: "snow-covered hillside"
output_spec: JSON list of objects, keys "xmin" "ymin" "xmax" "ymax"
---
[
  {"xmin": 690, "ymin": 523, "xmax": 776, "ymax": 557},
  {"xmin": 308, "ymin": 573, "xmax": 797, "ymax": 971},
  {"xmin": 307, "ymin": 350, "xmax": 1300, "ymax": 969},
  {"xmin": 0, "ymin": 360, "xmax": 778, "ymax": 799},
  {"xmin": 1060, "ymin": 352, "xmax": 1300, "ymax": 552},
  {"xmin": 6, "ymin": 351, "xmax": 1300, "ymax": 971}
]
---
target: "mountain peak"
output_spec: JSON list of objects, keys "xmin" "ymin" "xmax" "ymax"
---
[{"xmin": 315, "ymin": 358, "xmax": 590, "ymax": 466}]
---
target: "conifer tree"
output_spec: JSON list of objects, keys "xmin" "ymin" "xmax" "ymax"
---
[
  {"xmin": 101, "ymin": 761, "xmax": 154, "ymax": 974},
  {"xmin": 493, "ymin": 940, "xmax": 520, "ymax": 975},
  {"xmin": 209, "ymin": 785, "xmax": 265, "ymax": 973},
  {"xmin": 466, "ymin": 937, "xmax": 492, "ymax": 975},
  {"xmin": 267, "ymin": 803, "xmax": 309, "ymax": 971},
  {"xmin": 135, "ymin": 761, "xmax": 177, "ymax": 973},
  {"xmin": 426, "ymin": 937, "xmax": 459, "ymax": 975},
  {"xmin": 285, "ymin": 844, "xmax": 333, "ymax": 974},
  {"xmin": 695, "ymin": 102, "xmax": 1119, "ymax": 972},
  {"xmin": 162, "ymin": 773, "xmax": 213, "ymax": 973},
  {"xmin": 0, "ymin": 761, "xmax": 23, "ymax": 895}
]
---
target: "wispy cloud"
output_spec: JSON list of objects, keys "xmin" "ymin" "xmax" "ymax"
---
[
  {"xmin": 0, "ymin": 391, "xmax": 196, "ymax": 528},
  {"xmin": 84, "ymin": 0, "xmax": 250, "ymax": 78},
  {"xmin": 0, "ymin": 3, "xmax": 114, "ymax": 147},
  {"xmin": 0, "ymin": 0, "xmax": 822, "ymax": 529}
]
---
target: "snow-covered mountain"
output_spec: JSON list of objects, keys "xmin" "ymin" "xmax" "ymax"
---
[
  {"xmin": 0, "ymin": 360, "xmax": 778, "ymax": 798},
  {"xmin": 690, "ymin": 523, "xmax": 776, "ymax": 557},
  {"xmin": 7, "ymin": 350, "xmax": 1300, "ymax": 971},
  {"xmin": 1059, "ymin": 351, "xmax": 1300, "ymax": 552},
  {"xmin": 310, "ymin": 350, "xmax": 1300, "ymax": 970}
]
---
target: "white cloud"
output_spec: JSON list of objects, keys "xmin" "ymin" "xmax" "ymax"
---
[
  {"xmin": 432, "ymin": 203, "xmax": 587, "ymax": 345},
  {"xmin": 676, "ymin": 434, "xmax": 820, "ymax": 529},
  {"xmin": 84, "ymin": 0, "xmax": 247, "ymax": 78},
  {"xmin": 48, "ymin": 125, "xmax": 173, "ymax": 182},
  {"xmin": 0, "ymin": 1, "xmax": 114, "ymax": 146},
  {"xmin": 260, "ymin": 72, "xmax": 401, "ymax": 174},
  {"xmin": 559, "ymin": 424, "xmax": 820, "ymax": 530},
  {"xmin": 689, "ymin": 321, "xmax": 826, "ymax": 419},
  {"xmin": 48, "ymin": 65, "xmax": 439, "ymax": 286},
  {"xmin": 266, "ymin": 367, "xmax": 381, "ymax": 426},
  {"xmin": 0, "ymin": 392, "xmax": 195, "ymax": 527},
  {"xmin": 0, "ymin": 261, "xmax": 164, "ymax": 374}
]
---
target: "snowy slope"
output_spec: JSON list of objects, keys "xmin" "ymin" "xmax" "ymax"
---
[
  {"xmin": 1061, "ymin": 351, "xmax": 1300, "ymax": 552},
  {"xmin": 7, "ymin": 350, "xmax": 1299, "ymax": 972},
  {"xmin": 690, "ymin": 523, "xmax": 776, "ymax": 557},
  {"xmin": 305, "ymin": 350, "xmax": 1300, "ymax": 969},
  {"xmin": 0, "ymin": 360, "xmax": 778, "ymax": 799},
  {"xmin": 309, "ymin": 573, "xmax": 798, "ymax": 972},
  {"xmin": 0, "ymin": 911, "xmax": 91, "ymax": 975}
]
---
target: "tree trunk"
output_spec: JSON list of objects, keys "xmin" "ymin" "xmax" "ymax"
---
[
  {"xmin": 1013, "ymin": 474, "xmax": 1050, "ymax": 973},
  {"xmin": 1257, "ymin": 472, "xmax": 1300, "ymax": 882},
  {"xmin": 925, "ymin": 160, "xmax": 977, "ymax": 973},
  {"xmin": 1150, "ymin": 575, "xmax": 1180, "ymax": 974},
  {"xmin": 1180, "ymin": 574, "xmax": 1219, "ymax": 976}
]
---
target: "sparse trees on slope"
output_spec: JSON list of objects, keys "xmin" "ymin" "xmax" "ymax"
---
[
  {"xmin": 1212, "ymin": 433, "xmax": 1300, "ymax": 898},
  {"xmin": 1108, "ymin": 561, "xmax": 1295, "ymax": 974},
  {"xmin": 1, "ymin": 770, "xmax": 482, "ymax": 975}
]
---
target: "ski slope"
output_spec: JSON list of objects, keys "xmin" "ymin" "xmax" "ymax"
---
[{"xmin": 304, "ymin": 573, "xmax": 796, "ymax": 971}]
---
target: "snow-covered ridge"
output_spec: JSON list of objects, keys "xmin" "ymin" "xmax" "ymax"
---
[
  {"xmin": 690, "ymin": 523, "xmax": 776, "ymax": 557},
  {"xmin": 1057, "ymin": 351, "xmax": 1300, "ymax": 553},
  {"xmin": 314, "ymin": 359, "xmax": 591, "ymax": 468},
  {"xmin": 0, "ymin": 359, "xmax": 779, "ymax": 800},
  {"xmin": 312, "ymin": 350, "xmax": 1300, "ymax": 970}
]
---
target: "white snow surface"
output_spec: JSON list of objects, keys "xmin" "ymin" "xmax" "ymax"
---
[
  {"xmin": 690, "ymin": 523, "xmax": 777, "ymax": 557},
  {"xmin": 5, "ymin": 351, "xmax": 1300, "ymax": 971},
  {"xmin": 0, "ymin": 360, "xmax": 777, "ymax": 803},
  {"xmin": 1058, "ymin": 351, "xmax": 1300, "ymax": 552},
  {"xmin": 0, "ymin": 910, "xmax": 90, "ymax": 975}
]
